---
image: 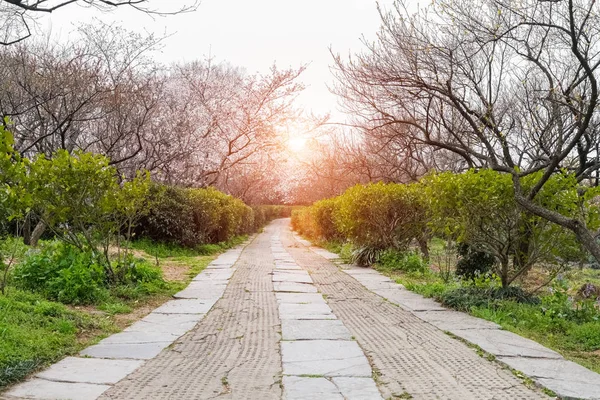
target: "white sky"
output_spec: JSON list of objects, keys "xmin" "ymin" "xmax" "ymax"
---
[{"xmin": 40, "ymin": 0, "xmax": 396, "ymax": 121}]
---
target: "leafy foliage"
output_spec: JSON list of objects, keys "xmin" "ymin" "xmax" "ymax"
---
[{"xmin": 455, "ymin": 243, "xmax": 495, "ymax": 280}]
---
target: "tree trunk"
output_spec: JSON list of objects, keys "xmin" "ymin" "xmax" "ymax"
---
[
  {"xmin": 23, "ymin": 215, "xmax": 31, "ymax": 245},
  {"xmin": 417, "ymin": 235, "xmax": 430, "ymax": 260},
  {"xmin": 30, "ymin": 220, "xmax": 47, "ymax": 247}
]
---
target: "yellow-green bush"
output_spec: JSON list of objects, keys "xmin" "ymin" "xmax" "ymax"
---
[
  {"xmin": 292, "ymin": 183, "xmax": 428, "ymax": 251},
  {"xmin": 335, "ymin": 182, "xmax": 428, "ymax": 250}
]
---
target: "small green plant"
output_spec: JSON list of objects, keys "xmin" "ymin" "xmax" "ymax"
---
[{"xmin": 378, "ymin": 250, "xmax": 428, "ymax": 274}]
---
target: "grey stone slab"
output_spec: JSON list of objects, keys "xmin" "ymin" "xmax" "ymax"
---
[
  {"xmin": 281, "ymin": 340, "xmax": 372, "ymax": 377},
  {"xmin": 6, "ymin": 379, "xmax": 110, "ymax": 400},
  {"xmin": 332, "ymin": 377, "xmax": 384, "ymax": 400},
  {"xmin": 173, "ymin": 281, "xmax": 226, "ymax": 299},
  {"xmin": 173, "ymin": 289, "xmax": 224, "ymax": 300},
  {"xmin": 99, "ymin": 330, "xmax": 181, "ymax": 345},
  {"xmin": 358, "ymin": 280, "xmax": 402, "ymax": 290},
  {"xmin": 205, "ymin": 264, "xmax": 234, "ymax": 269},
  {"xmin": 126, "ymin": 313, "xmax": 200, "ymax": 335},
  {"xmin": 80, "ymin": 341, "xmax": 170, "ymax": 360},
  {"xmin": 414, "ymin": 310, "xmax": 500, "ymax": 331},
  {"xmin": 276, "ymin": 264, "xmax": 303, "ymax": 270},
  {"xmin": 374, "ymin": 288, "xmax": 446, "ymax": 311},
  {"xmin": 153, "ymin": 299, "xmax": 215, "ymax": 314},
  {"xmin": 282, "ymin": 319, "xmax": 352, "ymax": 340},
  {"xmin": 36, "ymin": 357, "xmax": 144, "ymax": 385},
  {"xmin": 497, "ymin": 357, "xmax": 600, "ymax": 400},
  {"xmin": 457, "ymin": 329, "xmax": 562, "ymax": 359},
  {"xmin": 279, "ymin": 303, "xmax": 336, "ymax": 320},
  {"xmin": 283, "ymin": 376, "xmax": 343, "ymax": 400},
  {"xmin": 274, "ymin": 282, "xmax": 318, "ymax": 293},
  {"xmin": 344, "ymin": 268, "xmax": 384, "ymax": 275},
  {"xmin": 276, "ymin": 293, "xmax": 326, "ymax": 304},
  {"xmin": 273, "ymin": 271, "xmax": 313, "ymax": 284},
  {"xmin": 193, "ymin": 269, "xmax": 235, "ymax": 280},
  {"xmin": 311, "ymin": 248, "xmax": 339, "ymax": 260},
  {"xmin": 350, "ymin": 274, "xmax": 392, "ymax": 282}
]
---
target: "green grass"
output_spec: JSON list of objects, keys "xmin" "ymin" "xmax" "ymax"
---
[
  {"xmin": 0, "ymin": 290, "xmax": 116, "ymax": 388},
  {"xmin": 129, "ymin": 236, "xmax": 247, "ymax": 259}
]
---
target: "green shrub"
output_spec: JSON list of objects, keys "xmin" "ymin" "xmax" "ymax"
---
[
  {"xmin": 335, "ymin": 182, "xmax": 427, "ymax": 251},
  {"xmin": 311, "ymin": 198, "xmax": 342, "ymax": 241},
  {"xmin": 137, "ymin": 184, "xmax": 198, "ymax": 247},
  {"xmin": 13, "ymin": 242, "xmax": 108, "ymax": 305},
  {"xmin": 352, "ymin": 246, "xmax": 382, "ymax": 267},
  {"xmin": 439, "ymin": 286, "xmax": 539, "ymax": 312},
  {"xmin": 378, "ymin": 250, "xmax": 429, "ymax": 273},
  {"xmin": 455, "ymin": 243, "xmax": 495, "ymax": 280}
]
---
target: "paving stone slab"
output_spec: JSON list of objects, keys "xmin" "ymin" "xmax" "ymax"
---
[
  {"xmin": 125, "ymin": 313, "xmax": 201, "ymax": 335},
  {"xmin": 274, "ymin": 281, "xmax": 318, "ymax": 293},
  {"xmin": 344, "ymin": 268, "xmax": 386, "ymax": 275},
  {"xmin": 276, "ymin": 293, "xmax": 327, "ymax": 304},
  {"xmin": 282, "ymin": 319, "xmax": 352, "ymax": 340},
  {"xmin": 273, "ymin": 271, "xmax": 313, "ymax": 284},
  {"xmin": 80, "ymin": 341, "xmax": 171, "ymax": 360},
  {"xmin": 281, "ymin": 340, "xmax": 373, "ymax": 377},
  {"xmin": 497, "ymin": 357, "xmax": 600, "ymax": 400},
  {"xmin": 283, "ymin": 376, "xmax": 343, "ymax": 400},
  {"xmin": 276, "ymin": 264, "xmax": 303, "ymax": 270},
  {"xmin": 99, "ymin": 330, "xmax": 181, "ymax": 345},
  {"xmin": 311, "ymin": 248, "xmax": 340, "ymax": 260},
  {"xmin": 374, "ymin": 288, "xmax": 446, "ymax": 311},
  {"xmin": 457, "ymin": 329, "xmax": 562, "ymax": 359},
  {"xmin": 173, "ymin": 289, "xmax": 224, "ymax": 301},
  {"xmin": 357, "ymin": 280, "xmax": 402, "ymax": 290},
  {"xmin": 153, "ymin": 299, "xmax": 215, "ymax": 314},
  {"xmin": 414, "ymin": 310, "xmax": 501, "ymax": 331},
  {"xmin": 279, "ymin": 303, "xmax": 336, "ymax": 320},
  {"xmin": 205, "ymin": 264, "xmax": 235, "ymax": 269},
  {"xmin": 192, "ymin": 270, "xmax": 235, "ymax": 281},
  {"xmin": 6, "ymin": 379, "xmax": 110, "ymax": 400},
  {"xmin": 332, "ymin": 377, "xmax": 384, "ymax": 400},
  {"xmin": 35, "ymin": 357, "xmax": 144, "ymax": 385}
]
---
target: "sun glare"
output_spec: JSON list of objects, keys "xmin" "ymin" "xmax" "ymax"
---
[{"xmin": 288, "ymin": 137, "xmax": 307, "ymax": 153}]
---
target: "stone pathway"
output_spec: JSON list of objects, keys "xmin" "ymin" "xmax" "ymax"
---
[
  {"xmin": 270, "ymin": 234, "xmax": 383, "ymax": 400},
  {"xmin": 288, "ymin": 226, "xmax": 600, "ymax": 400},
  {"xmin": 4, "ymin": 219, "xmax": 599, "ymax": 400}
]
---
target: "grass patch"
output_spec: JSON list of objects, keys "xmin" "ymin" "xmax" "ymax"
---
[
  {"xmin": 0, "ymin": 290, "xmax": 115, "ymax": 388},
  {"xmin": 130, "ymin": 236, "xmax": 247, "ymax": 259}
]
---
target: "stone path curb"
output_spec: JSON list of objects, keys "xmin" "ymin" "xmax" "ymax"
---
[
  {"xmin": 3, "ymin": 239, "xmax": 252, "ymax": 400},
  {"xmin": 292, "ymin": 232, "xmax": 600, "ymax": 400},
  {"xmin": 270, "ymin": 233, "xmax": 383, "ymax": 400}
]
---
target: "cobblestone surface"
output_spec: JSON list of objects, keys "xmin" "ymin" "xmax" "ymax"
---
[
  {"xmin": 279, "ymin": 220, "xmax": 548, "ymax": 400},
  {"xmin": 99, "ymin": 226, "xmax": 282, "ymax": 400}
]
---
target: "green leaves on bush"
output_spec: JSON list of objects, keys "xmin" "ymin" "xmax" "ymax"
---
[
  {"xmin": 378, "ymin": 250, "xmax": 428, "ymax": 274},
  {"xmin": 13, "ymin": 242, "xmax": 107, "ymax": 305},
  {"xmin": 439, "ymin": 286, "xmax": 539, "ymax": 312},
  {"xmin": 12, "ymin": 242, "xmax": 165, "ymax": 305}
]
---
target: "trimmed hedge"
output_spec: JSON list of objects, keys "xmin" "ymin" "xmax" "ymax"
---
[
  {"xmin": 137, "ymin": 186, "xmax": 290, "ymax": 248},
  {"xmin": 292, "ymin": 182, "xmax": 427, "ymax": 250}
]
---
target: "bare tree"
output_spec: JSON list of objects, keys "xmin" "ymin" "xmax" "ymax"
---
[
  {"xmin": 333, "ymin": 0, "xmax": 600, "ymax": 262},
  {"xmin": 0, "ymin": 0, "xmax": 197, "ymax": 45},
  {"xmin": 156, "ymin": 61, "xmax": 306, "ymax": 188}
]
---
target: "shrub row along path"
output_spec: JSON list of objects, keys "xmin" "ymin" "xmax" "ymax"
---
[{"xmin": 4, "ymin": 219, "xmax": 598, "ymax": 399}]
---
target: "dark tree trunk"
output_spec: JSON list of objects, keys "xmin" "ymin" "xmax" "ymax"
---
[{"xmin": 30, "ymin": 220, "xmax": 47, "ymax": 247}]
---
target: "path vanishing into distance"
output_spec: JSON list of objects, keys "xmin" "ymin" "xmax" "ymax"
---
[{"xmin": 5, "ymin": 219, "xmax": 600, "ymax": 400}]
